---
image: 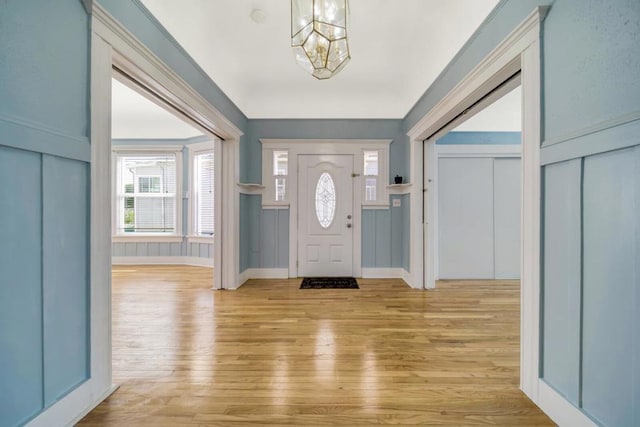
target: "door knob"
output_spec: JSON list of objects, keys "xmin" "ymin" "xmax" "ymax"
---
[
  {"xmin": 346, "ymin": 223, "xmax": 352, "ymax": 228},
  {"xmin": 347, "ymin": 214, "xmax": 352, "ymax": 219}
]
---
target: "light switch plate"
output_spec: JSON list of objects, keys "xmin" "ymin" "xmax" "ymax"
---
[{"xmin": 392, "ymin": 199, "xmax": 401, "ymax": 207}]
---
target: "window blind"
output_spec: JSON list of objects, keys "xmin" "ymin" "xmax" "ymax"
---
[
  {"xmin": 115, "ymin": 154, "xmax": 177, "ymax": 234},
  {"xmin": 194, "ymin": 152, "xmax": 214, "ymax": 236}
]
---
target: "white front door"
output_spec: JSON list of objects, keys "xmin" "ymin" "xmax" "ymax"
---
[{"xmin": 298, "ymin": 154, "xmax": 354, "ymax": 277}]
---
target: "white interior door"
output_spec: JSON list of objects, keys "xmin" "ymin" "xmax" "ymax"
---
[
  {"xmin": 438, "ymin": 157, "xmax": 495, "ymax": 279},
  {"xmin": 298, "ymin": 154, "xmax": 354, "ymax": 277}
]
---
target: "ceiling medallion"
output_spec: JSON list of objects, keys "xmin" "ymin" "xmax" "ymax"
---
[{"xmin": 291, "ymin": 0, "xmax": 350, "ymax": 80}]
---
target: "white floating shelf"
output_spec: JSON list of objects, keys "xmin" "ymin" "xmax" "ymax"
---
[
  {"xmin": 237, "ymin": 183, "xmax": 265, "ymax": 195},
  {"xmin": 387, "ymin": 183, "xmax": 412, "ymax": 194},
  {"xmin": 237, "ymin": 182, "xmax": 265, "ymax": 189}
]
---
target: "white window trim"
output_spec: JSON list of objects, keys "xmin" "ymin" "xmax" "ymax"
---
[
  {"xmin": 111, "ymin": 146, "xmax": 184, "ymax": 240},
  {"xmin": 260, "ymin": 139, "xmax": 392, "ymax": 278},
  {"xmin": 361, "ymin": 148, "xmax": 389, "ymax": 206},
  {"xmin": 187, "ymin": 140, "xmax": 218, "ymax": 243},
  {"xmin": 136, "ymin": 174, "xmax": 162, "ymax": 193},
  {"xmin": 261, "ymin": 146, "xmax": 291, "ymax": 207},
  {"xmin": 261, "ymin": 140, "xmax": 391, "ymax": 209}
]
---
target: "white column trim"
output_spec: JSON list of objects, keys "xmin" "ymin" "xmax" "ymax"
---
[
  {"xmin": 29, "ymin": 2, "xmax": 243, "ymax": 424},
  {"xmin": 405, "ymin": 4, "xmax": 549, "ymax": 411}
]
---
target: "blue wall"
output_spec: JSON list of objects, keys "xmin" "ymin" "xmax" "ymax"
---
[
  {"xmin": 405, "ymin": 1, "xmax": 639, "ymax": 425},
  {"xmin": 111, "ymin": 137, "xmax": 214, "ymax": 260},
  {"xmin": 436, "ymin": 131, "xmax": 521, "ymax": 145},
  {"xmin": 0, "ymin": 1, "xmax": 90, "ymax": 426},
  {"xmin": 2, "ymin": 0, "xmax": 638, "ymax": 425},
  {"xmin": 241, "ymin": 119, "xmax": 410, "ymax": 273},
  {"xmin": 540, "ymin": 1, "xmax": 639, "ymax": 425},
  {"xmin": 244, "ymin": 119, "xmax": 406, "ymax": 184}
]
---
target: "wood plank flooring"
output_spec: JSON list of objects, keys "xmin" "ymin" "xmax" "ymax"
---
[{"xmin": 78, "ymin": 266, "xmax": 553, "ymax": 426}]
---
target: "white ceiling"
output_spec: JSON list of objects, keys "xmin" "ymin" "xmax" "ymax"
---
[
  {"xmin": 454, "ymin": 86, "xmax": 522, "ymax": 132},
  {"xmin": 138, "ymin": 0, "xmax": 500, "ymax": 119},
  {"xmin": 111, "ymin": 78, "xmax": 204, "ymax": 139}
]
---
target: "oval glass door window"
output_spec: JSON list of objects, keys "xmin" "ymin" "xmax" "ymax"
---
[{"xmin": 315, "ymin": 172, "xmax": 336, "ymax": 228}]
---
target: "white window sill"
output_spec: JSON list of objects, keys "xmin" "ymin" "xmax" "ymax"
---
[
  {"xmin": 362, "ymin": 204, "xmax": 390, "ymax": 210},
  {"xmin": 112, "ymin": 235, "xmax": 184, "ymax": 243},
  {"xmin": 187, "ymin": 235, "xmax": 214, "ymax": 244},
  {"xmin": 262, "ymin": 202, "xmax": 290, "ymax": 209}
]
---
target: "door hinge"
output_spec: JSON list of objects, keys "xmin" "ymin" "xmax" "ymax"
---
[{"xmin": 296, "ymin": 260, "xmax": 299, "ymax": 267}]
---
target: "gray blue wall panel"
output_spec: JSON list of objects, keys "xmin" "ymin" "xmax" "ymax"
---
[{"xmin": 0, "ymin": 147, "xmax": 44, "ymax": 427}]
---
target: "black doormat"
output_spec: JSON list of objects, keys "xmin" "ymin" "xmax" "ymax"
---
[{"xmin": 300, "ymin": 277, "xmax": 359, "ymax": 289}]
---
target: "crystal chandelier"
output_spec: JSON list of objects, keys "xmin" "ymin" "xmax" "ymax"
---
[{"xmin": 291, "ymin": 0, "xmax": 350, "ymax": 80}]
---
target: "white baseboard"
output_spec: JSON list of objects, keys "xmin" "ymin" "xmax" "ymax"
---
[
  {"xmin": 361, "ymin": 267, "xmax": 410, "ymax": 282},
  {"xmin": 26, "ymin": 381, "xmax": 118, "ymax": 427},
  {"xmin": 236, "ymin": 268, "xmax": 290, "ymax": 289},
  {"xmin": 537, "ymin": 380, "xmax": 597, "ymax": 427},
  {"xmin": 112, "ymin": 256, "xmax": 213, "ymax": 268},
  {"xmin": 400, "ymin": 268, "xmax": 412, "ymax": 286}
]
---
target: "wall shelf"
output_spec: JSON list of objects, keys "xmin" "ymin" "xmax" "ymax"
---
[
  {"xmin": 387, "ymin": 183, "xmax": 412, "ymax": 194},
  {"xmin": 237, "ymin": 182, "xmax": 265, "ymax": 195}
]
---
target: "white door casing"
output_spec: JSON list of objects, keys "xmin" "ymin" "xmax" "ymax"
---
[
  {"xmin": 408, "ymin": 6, "xmax": 565, "ymax": 419},
  {"xmin": 298, "ymin": 155, "xmax": 354, "ymax": 277}
]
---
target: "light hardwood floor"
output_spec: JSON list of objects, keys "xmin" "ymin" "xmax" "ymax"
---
[{"xmin": 78, "ymin": 265, "xmax": 553, "ymax": 426}]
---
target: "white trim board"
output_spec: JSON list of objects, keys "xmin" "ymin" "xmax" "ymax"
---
[
  {"xmin": 436, "ymin": 144, "xmax": 521, "ymax": 157},
  {"xmin": 112, "ymin": 256, "xmax": 214, "ymax": 268},
  {"xmin": 537, "ymin": 381, "xmax": 598, "ymax": 427},
  {"xmin": 361, "ymin": 268, "xmax": 410, "ymax": 281},
  {"xmin": 46, "ymin": 2, "xmax": 243, "ymax": 426},
  {"xmin": 406, "ymin": 5, "xmax": 549, "ymax": 410},
  {"xmin": 26, "ymin": 382, "xmax": 119, "ymax": 427}
]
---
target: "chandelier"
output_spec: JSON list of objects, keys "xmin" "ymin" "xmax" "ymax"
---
[{"xmin": 291, "ymin": 0, "xmax": 350, "ymax": 80}]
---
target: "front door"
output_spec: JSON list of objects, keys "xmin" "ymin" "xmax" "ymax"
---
[{"xmin": 298, "ymin": 154, "xmax": 354, "ymax": 277}]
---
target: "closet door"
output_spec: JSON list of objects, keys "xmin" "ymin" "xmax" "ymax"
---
[
  {"xmin": 494, "ymin": 158, "xmax": 521, "ymax": 279},
  {"xmin": 438, "ymin": 157, "xmax": 494, "ymax": 279}
]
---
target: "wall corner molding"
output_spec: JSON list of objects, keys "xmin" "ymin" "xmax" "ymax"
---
[{"xmin": 81, "ymin": 0, "xmax": 93, "ymax": 15}]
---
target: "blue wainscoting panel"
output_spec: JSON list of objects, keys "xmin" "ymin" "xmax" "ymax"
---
[
  {"xmin": 361, "ymin": 209, "xmax": 376, "ymax": 268},
  {"xmin": 541, "ymin": 159, "xmax": 582, "ymax": 404},
  {"xmin": 247, "ymin": 196, "xmax": 261, "ymax": 268},
  {"xmin": 0, "ymin": 146, "xmax": 44, "ymax": 426},
  {"xmin": 42, "ymin": 155, "xmax": 89, "ymax": 406},
  {"xmin": 582, "ymin": 146, "xmax": 639, "ymax": 427},
  {"xmin": 260, "ymin": 209, "xmax": 280, "ymax": 268},
  {"xmin": 258, "ymin": 208, "xmax": 289, "ymax": 269},
  {"xmin": 390, "ymin": 196, "xmax": 403, "ymax": 268},
  {"xmin": 362, "ymin": 196, "xmax": 409, "ymax": 270},
  {"xmin": 401, "ymin": 195, "xmax": 410, "ymax": 272},
  {"xmin": 277, "ymin": 210, "xmax": 289, "ymax": 269},
  {"xmin": 239, "ymin": 194, "xmax": 251, "ymax": 272},
  {"xmin": 374, "ymin": 209, "xmax": 392, "ymax": 267}
]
